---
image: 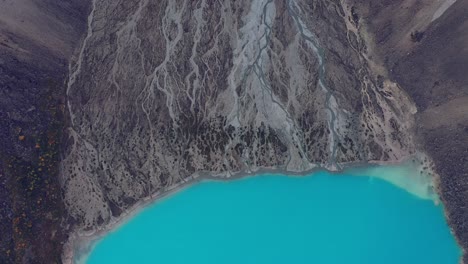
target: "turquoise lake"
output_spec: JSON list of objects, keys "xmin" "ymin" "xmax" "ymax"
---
[{"xmin": 85, "ymin": 170, "xmax": 461, "ymax": 264}]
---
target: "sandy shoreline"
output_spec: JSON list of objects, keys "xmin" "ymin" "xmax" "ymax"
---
[{"xmin": 62, "ymin": 154, "xmax": 458, "ymax": 264}]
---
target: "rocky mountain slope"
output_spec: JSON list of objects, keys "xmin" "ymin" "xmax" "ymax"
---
[
  {"xmin": 0, "ymin": 0, "xmax": 89, "ymax": 263},
  {"xmin": 0, "ymin": 0, "xmax": 466, "ymax": 263},
  {"xmin": 63, "ymin": 0, "xmax": 418, "ymax": 233}
]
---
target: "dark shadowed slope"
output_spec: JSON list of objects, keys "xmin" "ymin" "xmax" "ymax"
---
[{"xmin": 0, "ymin": 0, "xmax": 89, "ymax": 263}]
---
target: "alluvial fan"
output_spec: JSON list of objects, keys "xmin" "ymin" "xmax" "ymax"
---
[{"xmin": 62, "ymin": 0, "xmax": 419, "ymax": 230}]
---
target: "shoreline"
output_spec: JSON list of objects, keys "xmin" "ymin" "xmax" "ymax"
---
[{"xmin": 62, "ymin": 154, "xmax": 459, "ymax": 264}]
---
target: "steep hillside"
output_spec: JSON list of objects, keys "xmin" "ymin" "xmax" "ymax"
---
[{"xmin": 0, "ymin": 0, "xmax": 89, "ymax": 262}]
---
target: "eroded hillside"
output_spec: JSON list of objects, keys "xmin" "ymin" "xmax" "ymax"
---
[{"xmin": 63, "ymin": 0, "xmax": 420, "ymax": 232}]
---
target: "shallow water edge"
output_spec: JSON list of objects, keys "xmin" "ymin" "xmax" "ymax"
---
[{"xmin": 65, "ymin": 156, "xmax": 461, "ymax": 264}]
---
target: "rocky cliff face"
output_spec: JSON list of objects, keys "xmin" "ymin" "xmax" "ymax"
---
[{"xmin": 62, "ymin": 0, "xmax": 417, "ymax": 232}]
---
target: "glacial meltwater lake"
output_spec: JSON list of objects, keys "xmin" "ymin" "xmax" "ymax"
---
[{"xmin": 85, "ymin": 169, "xmax": 461, "ymax": 264}]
